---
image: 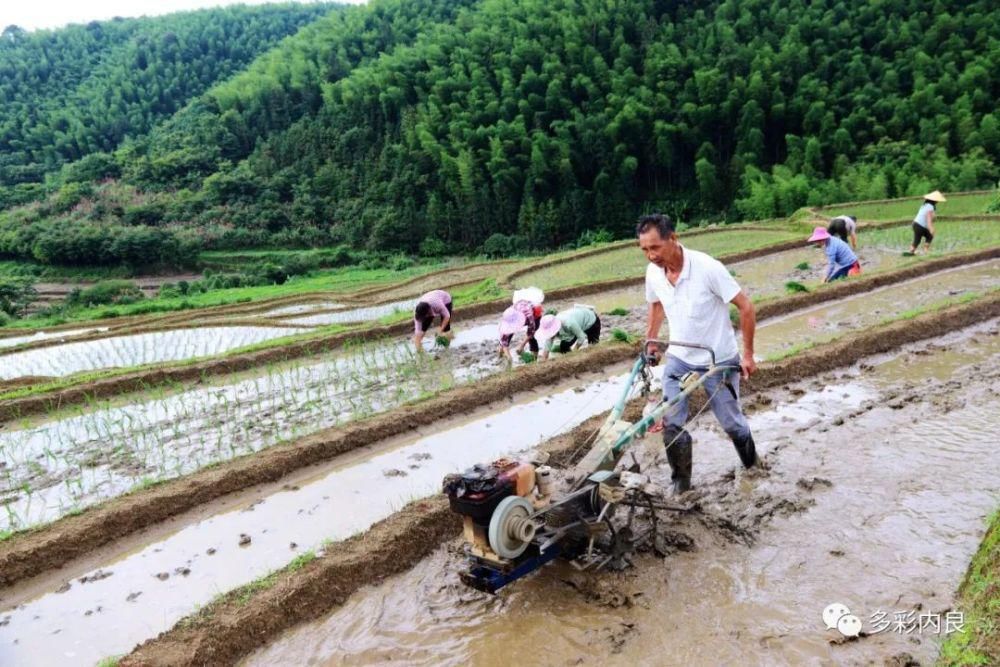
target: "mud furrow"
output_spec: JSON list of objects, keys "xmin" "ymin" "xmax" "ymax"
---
[
  {"xmin": 0, "ymin": 345, "xmax": 636, "ymax": 588},
  {"xmin": 120, "ymin": 295, "xmax": 1000, "ymax": 666}
]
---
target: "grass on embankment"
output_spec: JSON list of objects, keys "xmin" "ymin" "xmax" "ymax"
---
[
  {"xmin": 859, "ymin": 218, "xmax": 1000, "ymax": 253},
  {"xmin": 514, "ymin": 229, "xmax": 801, "ymax": 290},
  {"xmin": 938, "ymin": 510, "xmax": 1000, "ymax": 666},
  {"xmin": 2, "ymin": 263, "xmax": 456, "ymax": 330},
  {"xmin": 763, "ymin": 287, "xmax": 998, "ymax": 362},
  {"xmin": 823, "ymin": 191, "xmax": 995, "ymax": 222}
]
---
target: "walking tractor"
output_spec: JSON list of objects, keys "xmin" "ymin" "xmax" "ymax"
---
[{"xmin": 442, "ymin": 340, "xmax": 739, "ymax": 593}]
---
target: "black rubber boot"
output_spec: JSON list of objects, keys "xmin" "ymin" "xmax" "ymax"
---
[
  {"xmin": 663, "ymin": 425, "xmax": 693, "ymax": 494},
  {"xmin": 731, "ymin": 432, "xmax": 758, "ymax": 468}
]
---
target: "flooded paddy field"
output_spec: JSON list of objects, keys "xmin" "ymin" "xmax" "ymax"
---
[
  {"xmin": 0, "ymin": 223, "xmax": 995, "ymax": 666},
  {"xmin": 0, "ymin": 326, "xmax": 311, "ymax": 381},
  {"xmin": 245, "ymin": 322, "xmax": 1000, "ymax": 667},
  {"xmin": 1, "ymin": 259, "xmax": 994, "ymax": 533},
  {"xmin": 3, "ymin": 311, "xmax": 995, "ymax": 665},
  {"xmin": 0, "ymin": 368, "xmax": 637, "ymax": 666}
]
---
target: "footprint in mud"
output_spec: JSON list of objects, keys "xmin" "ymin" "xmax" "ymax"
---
[
  {"xmin": 796, "ymin": 477, "xmax": 833, "ymax": 492},
  {"xmin": 383, "ymin": 468, "xmax": 408, "ymax": 478},
  {"xmin": 585, "ymin": 621, "xmax": 637, "ymax": 655},
  {"xmin": 561, "ymin": 572, "xmax": 645, "ymax": 609},
  {"xmin": 883, "ymin": 652, "xmax": 920, "ymax": 667},
  {"xmin": 79, "ymin": 570, "xmax": 112, "ymax": 584}
]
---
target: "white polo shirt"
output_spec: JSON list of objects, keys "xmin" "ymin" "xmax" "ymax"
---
[{"xmin": 645, "ymin": 246, "xmax": 742, "ymax": 366}]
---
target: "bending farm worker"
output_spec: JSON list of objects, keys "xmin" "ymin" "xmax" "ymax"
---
[
  {"xmin": 827, "ymin": 215, "xmax": 858, "ymax": 249},
  {"xmin": 498, "ymin": 287, "xmax": 545, "ymax": 360},
  {"xmin": 412, "ymin": 289, "xmax": 453, "ymax": 350},
  {"xmin": 808, "ymin": 226, "xmax": 860, "ymax": 283},
  {"xmin": 637, "ymin": 212, "xmax": 758, "ymax": 495},
  {"xmin": 536, "ymin": 305, "xmax": 601, "ymax": 360},
  {"xmin": 907, "ymin": 190, "xmax": 945, "ymax": 255},
  {"xmin": 498, "ymin": 301, "xmax": 541, "ymax": 360}
]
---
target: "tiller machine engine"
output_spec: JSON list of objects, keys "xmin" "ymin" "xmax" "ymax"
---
[{"xmin": 442, "ymin": 341, "xmax": 737, "ymax": 593}]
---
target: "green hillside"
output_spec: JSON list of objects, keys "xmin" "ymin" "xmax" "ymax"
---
[
  {"xmin": 0, "ymin": 3, "xmax": 336, "ymax": 198},
  {"xmin": 1, "ymin": 0, "xmax": 998, "ymax": 271}
]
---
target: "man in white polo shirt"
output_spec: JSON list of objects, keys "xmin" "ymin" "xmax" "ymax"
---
[{"xmin": 637, "ymin": 213, "xmax": 759, "ymax": 494}]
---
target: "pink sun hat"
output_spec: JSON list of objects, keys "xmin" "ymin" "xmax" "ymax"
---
[
  {"xmin": 536, "ymin": 314, "xmax": 562, "ymax": 342},
  {"xmin": 499, "ymin": 306, "xmax": 526, "ymax": 336},
  {"xmin": 807, "ymin": 226, "xmax": 830, "ymax": 243}
]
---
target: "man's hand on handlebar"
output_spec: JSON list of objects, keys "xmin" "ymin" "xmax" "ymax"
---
[{"xmin": 644, "ymin": 340, "xmax": 663, "ymax": 366}]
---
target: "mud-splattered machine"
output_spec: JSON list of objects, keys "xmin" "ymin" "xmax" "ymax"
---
[{"xmin": 443, "ymin": 341, "xmax": 737, "ymax": 592}]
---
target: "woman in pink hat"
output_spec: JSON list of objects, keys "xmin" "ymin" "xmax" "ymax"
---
[
  {"xmin": 497, "ymin": 301, "xmax": 541, "ymax": 360},
  {"xmin": 809, "ymin": 226, "xmax": 860, "ymax": 283}
]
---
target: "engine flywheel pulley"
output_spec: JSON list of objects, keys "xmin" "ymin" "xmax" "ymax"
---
[{"xmin": 488, "ymin": 496, "xmax": 537, "ymax": 559}]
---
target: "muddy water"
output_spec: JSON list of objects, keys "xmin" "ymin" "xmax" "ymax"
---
[
  {"xmin": 756, "ymin": 259, "xmax": 999, "ymax": 359},
  {"xmin": 0, "ymin": 326, "xmax": 313, "ymax": 380},
  {"xmin": 245, "ymin": 322, "xmax": 1000, "ymax": 667},
  {"xmin": 0, "ymin": 370, "xmax": 640, "ymax": 667}
]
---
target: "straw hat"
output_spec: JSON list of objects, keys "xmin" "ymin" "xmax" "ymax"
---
[
  {"xmin": 922, "ymin": 190, "xmax": 947, "ymax": 203},
  {"xmin": 498, "ymin": 306, "xmax": 526, "ymax": 336},
  {"xmin": 536, "ymin": 314, "xmax": 562, "ymax": 341},
  {"xmin": 512, "ymin": 286, "xmax": 545, "ymax": 305},
  {"xmin": 807, "ymin": 226, "xmax": 830, "ymax": 243}
]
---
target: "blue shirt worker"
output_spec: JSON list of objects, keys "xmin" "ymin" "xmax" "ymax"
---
[
  {"xmin": 808, "ymin": 227, "xmax": 860, "ymax": 282},
  {"xmin": 637, "ymin": 213, "xmax": 759, "ymax": 495}
]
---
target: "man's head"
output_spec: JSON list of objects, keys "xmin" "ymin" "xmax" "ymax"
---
[
  {"xmin": 636, "ymin": 213, "xmax": 682, "ymax": 268},
  {"xmin": 415, "ymin": 301, "xmax": 432, "ymax": 320}
]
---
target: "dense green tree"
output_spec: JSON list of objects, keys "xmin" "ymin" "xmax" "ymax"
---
[
  {"xmin": 3, "ymin": 0, "xmax": 999, "ymax": 266},
  {"xmin": 0, "ymin": 3, "xmax": 336, "ymax": 189}
]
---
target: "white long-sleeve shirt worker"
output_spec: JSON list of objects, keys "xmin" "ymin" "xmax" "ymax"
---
[{"xmin": 645, "ymin": 246, "xmax": 742, "ymax": 367}]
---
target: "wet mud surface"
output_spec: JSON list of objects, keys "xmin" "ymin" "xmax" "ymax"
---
[
  {"xmin": 116, "ymin": 307, "xmax": 998, "ymax": 666},
  {"xmin": 243, "ymin": 324, "xmax": 1000, "ymax": 667}
]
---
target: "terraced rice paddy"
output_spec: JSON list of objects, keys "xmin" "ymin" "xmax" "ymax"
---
[
  {"xmin": 284, "ymin": 299, "xmax": 419, "ymax": 326},
  {"xmin": 822, "ymin": 191, "xmax": 995, "ymax": 221},
  {"xmin": 0, "ymin": 326, "xmax": 311, "ymax": 381},
  {"xmin": 514, "ymin": 229, "xmax": 801, "ymax": 289},
  {"xmin": 0, "ymin": 328, "xmax": 108, "ymax": 350},
  {"xmin": 0, "ymin": 327, "xmax": 503, "ymax": 532}
]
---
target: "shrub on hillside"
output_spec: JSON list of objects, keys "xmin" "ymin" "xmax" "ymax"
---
[
  {"xmin": 482, "ymin": 233, "xmax": 527, "ymax": 258},
  {"xmin": 67, "ymin": 280, "xmax": 145, "ymax": 307},
  {"xmin": 0, "ymin": 278, "xmax": 37, "ymax": 317}
]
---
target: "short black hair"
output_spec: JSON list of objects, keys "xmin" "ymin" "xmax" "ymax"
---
[
  {"xmin": 636, "ymin": 212, "xmax": 676, "ymax": 238},
  {"xmin": 415, "ymin": 301, "xmax": 431, "ymax": 319}
]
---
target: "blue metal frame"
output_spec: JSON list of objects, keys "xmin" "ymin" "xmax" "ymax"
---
[{"xmin": 464, "ymin": 545, "xmax": 563, "ymax": 593}]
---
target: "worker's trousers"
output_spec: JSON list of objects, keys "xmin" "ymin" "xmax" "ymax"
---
[{"xmin": 661, "ymin": 354, "xmax": 751, "ymax": 441}]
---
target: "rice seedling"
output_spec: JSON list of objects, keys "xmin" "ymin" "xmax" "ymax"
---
[{"xmin": 785, "ymin": 281, "xmax": 810, "ymax": 293}]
